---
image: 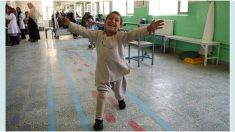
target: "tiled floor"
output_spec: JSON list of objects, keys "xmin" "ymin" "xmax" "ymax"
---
[{"xmin": 6, "ymin": 32, "xmax": 229, "ymax": 131}]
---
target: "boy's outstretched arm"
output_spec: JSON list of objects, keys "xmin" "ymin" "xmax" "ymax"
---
[
  {"xmin": 147, "ymin": 20, "xmax": 164, "ymax": 33},
  {"xmin": 61, "ymin": 17, "xmax": 71, "ymax": 26},
  {"xmin": 61, "ymin": 16, "xmax": 99, "ymax": 40}
]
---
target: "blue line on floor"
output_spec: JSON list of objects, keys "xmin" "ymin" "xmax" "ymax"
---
[
  {"xmin": 127, "ymin": 90, "xmax": 174, "ymax": 131},
  {"xmin": 47, "ymin": 57, "xmax": 56, "ymax": 131},
  {"xmin": 57, "ymin": 50, "xmax": 90, "ymax": 131},
  {"xmin": 6, "ymin": 71, "xmax": 19, "ymax": 102}
]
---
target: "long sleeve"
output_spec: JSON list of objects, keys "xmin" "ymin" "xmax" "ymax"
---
[
  {"xmin": 68, "ymin": 22, "xmax": 100, "ymax": 41},
  {"xmin": 121, "ymin": 27, "xmax": 150, "ymax": 46}
]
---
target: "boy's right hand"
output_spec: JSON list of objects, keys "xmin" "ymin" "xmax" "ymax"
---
[{"xmin": 61, "ymin": 17, "xmax": 71, "ymax": 26}]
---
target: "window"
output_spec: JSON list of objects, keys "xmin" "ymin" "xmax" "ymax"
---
[
  {"xmin": 149, "ymin": 0, "xmax": 188, "ymax": 16},
  {"xmin": 112, "ymin": 0, "xmax": 134, "ymax": 16},
  {"xmin": 99, "ymin": 1, "xmax": 110, "ymax": 15},
  {"xmin": 76, "ymin": 3, "xmax": 83, "ymax": 17},
  {"xmin": 127, "ymin": 0, "xmax": 134, "ymax": 15},
  {"xmin": 86, "ymin": 4, "xmax": 91, "ymax": 13},
  {"xmin": 90, "ymin": 2, "xmax": 97, "ymax": 17},
  {"xmin": 42, "ymin": 0, "xmax": 53, "ymax": 20},
  {"xmin": 179, "ymin": 0, "xmax": 188, "ymax": 14}
]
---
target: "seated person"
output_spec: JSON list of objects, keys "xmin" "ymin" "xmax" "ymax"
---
[
  {"xmin": 86, "ymin": 15, "xmax": 98, "ymax": 49},
  {"xmin": 96, "ymin": 14, "xmax": 104, "ymax": 30}
]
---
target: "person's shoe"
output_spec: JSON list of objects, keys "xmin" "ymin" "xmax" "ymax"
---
[
  {"xmin": 31, "ymin": 39, "xmax": 38, "ymax": 42},
  {"xmin": 93, "ymin": 119, "xmax": 103, "ymax": 131},
  {"xmin": 118, "ymin": 99, "xmax": 126, "ymax": 110},
  {"xmin": 88, "ymin": 44, "xmax": 93, "ymax": 49}
]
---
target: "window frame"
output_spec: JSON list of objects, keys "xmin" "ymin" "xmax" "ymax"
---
[
  {"xmin": 178, "ymin": 0, "xmax": 189, "ymax": 14},
  {"xmin": 126, "ymin": 0, "xmax": 134, "ymax": 15},
  {"xmin": 149, "ymin": 0, "xmax": 188, "ymax": 16},
  {"xmin": 112, "ymin": 0, "xmax": 134, "ymax": 16},
  {"xmin": 99, "ymin": 1, "xmax": 110, "ymax": 16}
]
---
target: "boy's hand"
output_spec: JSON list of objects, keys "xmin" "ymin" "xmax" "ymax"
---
[
  {"xmin": 147, "ymin": 20, "xmax": 164, "ymax": 33},
  {"xmin": 61, "ymin": 17, "xmax": 71, "ymax": 26}
]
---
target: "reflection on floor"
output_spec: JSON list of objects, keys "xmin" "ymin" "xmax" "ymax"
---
[{"xmin": 6, "ymin": 32, "xmax": 229, "ymax": 131}]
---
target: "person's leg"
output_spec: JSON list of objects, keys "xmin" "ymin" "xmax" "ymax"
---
[
  {"xmin": 15, "ymin": 35, "xmax": 20, "ymax": 44},
  {"xmin": 95, "ymin": 90, "xmax": 107, "ymax": 120},
  {"xmin": 94, "ymin": 83, "xmax": 110, "ymax": 130},
  {"xmin": 111, "ymin": 77, "xmax": 127, "ymax": 110},
  {"xmin": 30, "ymin": 19, "xmax": 40, "ymax": 41},
  {"xmin": 28, "ymin": 18, "xmax": 33, "ymax": 41},
  {"xmin": 88, "ymin": 39, "xmax": 93, "ymax": 49},
  {"xmin": 9, "ymin": 36, "xmax": 16, "ymax": 45},
  {"xmin": 20, "ymin": 29, "xmax": 26, "ymax": 39},
  {"xmin": 92, "ymin": 41, "xmax": 96, "ymax": 48}
]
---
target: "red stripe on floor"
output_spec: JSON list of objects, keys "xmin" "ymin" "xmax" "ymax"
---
[
  {"xmin": 84, "ymin": 64, "xmax": 90, "ymax": 67},
  {"xmin": 128, "ymin": 120, "xmax": 145, "ymax": 131},
  {"xmin": 105, "ymin": 113, "xmax": 116, "ymax": 123}
]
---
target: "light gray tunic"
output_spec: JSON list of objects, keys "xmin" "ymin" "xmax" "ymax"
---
[{"xmin": 69, "ymin": 22, "xmax": 149, "ymax": 84}]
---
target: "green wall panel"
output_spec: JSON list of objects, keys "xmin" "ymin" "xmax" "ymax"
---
[{"xmin": 122, "ymin": 6, "xmax": 148, "ymax": 30}]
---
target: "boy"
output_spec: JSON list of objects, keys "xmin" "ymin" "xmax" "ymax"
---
[{"xmin": 62, "ymin": 11, "xmax": 164, "ymax": 131}]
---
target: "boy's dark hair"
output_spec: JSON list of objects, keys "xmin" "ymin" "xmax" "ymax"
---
[
  {"xmin": 98, "ymin": 14, "xmax": 103, "ymax": 18},
  {"xmin": 87, "ymin": 14, "xmax": 94, "ymax": 20},
  {"xmin": 105, "ymin": 11, "xmax": 123, "ymax": 25},
  {"xmin": 81, "ymin": 12, "xmax": 91, "ymax": 27}
]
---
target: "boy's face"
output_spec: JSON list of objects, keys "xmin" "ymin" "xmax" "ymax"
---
[
  {"xmin": 88, "ymin": 18, "xmax": 93, "ymax": 23},
  {"xmin": 105, "ymin": 13, "xmax": 121, "ymax": 34}
]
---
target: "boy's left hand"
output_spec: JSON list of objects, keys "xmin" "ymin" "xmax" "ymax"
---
[{"xmin": 147, "ymin": 20, "xmax": 164, "ymax": 33}]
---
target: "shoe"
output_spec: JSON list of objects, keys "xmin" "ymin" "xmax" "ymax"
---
[
  {"xmin": 93, "ymin": 119, "xmax": 103, "ymax": 131},
  {"xmin": 88, "ymin": 44, "xmax": 93, "ymax": 49},
  {"xmin": 31, "ymin": 39, "xmax": 38, "ymax": 42},
  {"xmin": 118, "ymin": 99, "xmax": 126, "ymax": 110}
]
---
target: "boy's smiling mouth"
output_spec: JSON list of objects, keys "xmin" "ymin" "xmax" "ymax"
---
[{"xmin": 108, "ymin": 22, "xmax": 116, "ymax": 27}]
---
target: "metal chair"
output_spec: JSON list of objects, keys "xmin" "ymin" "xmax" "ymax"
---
[{"xmin": 127, "ymin": 24, "xmax": 155, "ymax": 67}]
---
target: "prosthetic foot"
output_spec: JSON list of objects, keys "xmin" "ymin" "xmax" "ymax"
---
[{"xmin": 93, "ymin": 119, "xmax": 103, "ymax": 131}]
